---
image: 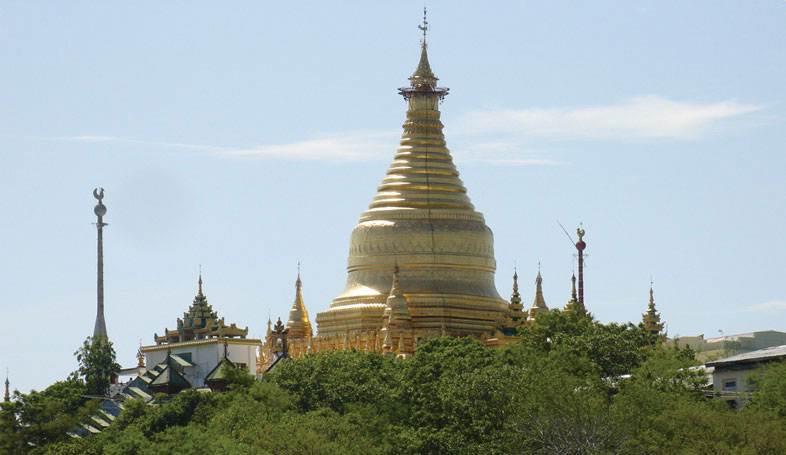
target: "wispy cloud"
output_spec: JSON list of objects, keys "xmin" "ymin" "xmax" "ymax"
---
[
  {"xmin": 219, "ymin": 133, "xmax": 396, "ymax": 162},
  {"xmin": 61, "ymin": 135, "xmax": 123, "ymax": 143},
  {"xmin": 57, "ymin": 94, "xmax": 763, "ymax": 164},
  {"xmin": 59, "ymin": 135, "xmax": 221, "ymax": 151},
  {"xmin": 457, "ymin": 95, "xmax": 763, "ymax": 140},
  {"xmin": 740, "ymin": 301, "xmax": 786, "ymax": 313}
]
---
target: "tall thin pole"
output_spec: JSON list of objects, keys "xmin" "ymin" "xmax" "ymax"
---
[
  {"xmin": 93, "ymin": 188, "xmax": 108, "ymax": 338},
  {"xmin": 575, "ymin": 226, "xmax": 586, "ymax": 307}
]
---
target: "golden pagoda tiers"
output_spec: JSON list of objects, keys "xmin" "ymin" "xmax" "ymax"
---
[
  {"xmin": 528, "ymin": 268, "xmax": 549, "ymax": 321},
  {"xmin": 315, "ymin": 12, "xmax": 508, "ymax": 342},
  {"xmin": 564, "ymin": 273, "xmax": 587, "ymax": 316},
  {"xmin": 642, "ymin": 283, "xmax": 666, "ymax": 343}
]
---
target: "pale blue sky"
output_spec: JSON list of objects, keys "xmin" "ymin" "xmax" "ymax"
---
[{"xmin": 1, "ymin": 1, "xmax": 785, "ymax": 392}]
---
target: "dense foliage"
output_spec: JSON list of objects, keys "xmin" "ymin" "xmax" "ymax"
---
[{"xmin": 4, "ymin": 310, "xmax": 786, "ymax": 454}]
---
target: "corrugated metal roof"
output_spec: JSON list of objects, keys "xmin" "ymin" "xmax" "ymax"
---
[{"xmin": 705, "ymin": 344, "xmax": 786, "ymax": 367}]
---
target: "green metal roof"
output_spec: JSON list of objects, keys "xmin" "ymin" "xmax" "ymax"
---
[
  {"xmin": 150, "ymin": 365, "xmax": 191, "ymax": 388},
  {"xmin": 205, "ymin": 357, "xmax": 234, "ymax": 383}
]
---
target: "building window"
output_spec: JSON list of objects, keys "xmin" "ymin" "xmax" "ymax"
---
[{"xmin": 723, "ymin": 379, "xmax": 737, "ymax": 390}]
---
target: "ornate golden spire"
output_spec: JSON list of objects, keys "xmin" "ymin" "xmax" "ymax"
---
[
  {"xmin": 286, "ymin": 265, "xmax": 313, "ymax": 339},
  {"xmin": 642, "ymin": 279, "xmax": 665, "ymax": 342},
  {"xmin": 4, "ymin": 370, "xmax": 9, "ymax": 402},
  {"xmin": 401, "ymin": 6, "xmax": 446, "ymax": 97},
  {"xmin": 501, "ymin": 267, "xmax": 527, "ymax": 336},
  {"xmin": 529, "ymin": 267, "xmax": 549, "ymax": 319}
]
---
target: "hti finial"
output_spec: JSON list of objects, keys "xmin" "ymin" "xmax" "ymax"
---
[
  {"xmin": 198, "ymin": 266, "xmax": 204, "ymax": 297},
  {"xmin": 418, "ymin": 6, "xmax": 429, "ymax": 43}
]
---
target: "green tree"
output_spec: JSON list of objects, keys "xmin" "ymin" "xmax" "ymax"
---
[
  {"xmin": 75, "ymin": 336, "xmax": 121, "ymax": 396},
  {"xmin": 517, "ymin": 309, "xmax": 650, "ymax": 379},
  {"xmin": 0, "ymin": 377, "xmax": 97, "ymax": 454},
  {"xmin": 267, "ymin": 351, "xmax": 398, "ymax": 414},
  {"xmin": 744, "ymin": 360, "xmax": 786, "ymax": 417}
]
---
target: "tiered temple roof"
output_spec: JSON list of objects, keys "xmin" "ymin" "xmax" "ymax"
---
[
  {"xmin": 501, "ymin": 270, "xmax": 528, "ymax": 336},
  {"xmin": 154, "ymin": 273, "xmax": 248, "ymax": 345}
]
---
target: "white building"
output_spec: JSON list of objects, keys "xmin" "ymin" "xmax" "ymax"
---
[
  {"xmin": 704, "ymin": 344, "xmax": 786, "ymax": 408},
  {"xmin": 135, "ymin": 274, "xmax": 261, "ymax": 392}
]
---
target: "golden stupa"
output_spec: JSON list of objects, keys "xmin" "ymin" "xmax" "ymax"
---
[{"xmin": 315, "ymin": 27, "xmax": 508, "ymax": 339}]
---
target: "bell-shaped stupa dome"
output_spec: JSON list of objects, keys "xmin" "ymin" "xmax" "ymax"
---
[{"xmin": 316, "ymin": 26, "xmax": 507, "ymax": 337}]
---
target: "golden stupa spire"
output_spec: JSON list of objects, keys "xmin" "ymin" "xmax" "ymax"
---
[
  {"xmin": 405, "ymin": 7, "xmax": 440, "ymax": 92},
  {"xmin": 511, "ymin": 267, "xmax": 521, "ymax": 305},
  {"xmin": 194, "ymin": 266, "xmax": 206, "ymax": 303},
  {"xmin": 642, "ymin": 278, "xmax": 665, "ymax": 341},
  {"xmin": 529, "ymin": 263, "xmax": 549, "ymax": 319},
  {"xmin": 4, "ymin": 369, "xmax": 9, "ymax": 402},
  {"xmin": 286, "ymin": 263, "xmax": 313, "ymax": 339}
]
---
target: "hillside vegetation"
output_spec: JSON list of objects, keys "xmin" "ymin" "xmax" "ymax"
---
[{"xmin": 4, "ymin": 310, "xmax": 786, "ymax": 455}]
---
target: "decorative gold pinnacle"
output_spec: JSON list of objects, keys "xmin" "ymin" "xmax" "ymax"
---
[
  {"xmin": 529, "ymin": 269, "xmax": 549, "ymax": 319},
  {"xmin": 642, "ymin": 280, "xmax": 665, "ymax": 342},
  {"xmin": 286, "ymin": 266, "xmax": 313, "ymax": 338}
]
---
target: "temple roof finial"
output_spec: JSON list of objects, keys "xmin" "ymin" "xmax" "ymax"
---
[
  {"xmin": 197, "ymin": 265, "xmax": 204, "ymax": 298},
  {"xmin": 4, "ymin": 369, "xmax": 9, "ymax": 402}
]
